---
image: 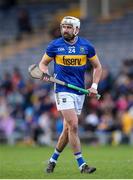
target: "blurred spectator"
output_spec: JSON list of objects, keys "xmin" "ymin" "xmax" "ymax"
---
[
  {"xmin": 49, "ymin": 21, "xmax": 61, "ymax": 39},
  {"xmin": 128, "ymin": 106, "xmax": 133, "ymax": 145},
  {"xmin": 0, "ymin": 72, "xmax": 13, "ymax": 95},
  {"xmin": 120, "ymin": 109, "xmax": 133, "ymax": 144},
  {"xmin": 12, "ymin": 67, "xmax": 25, "ymax": 89},
  {"xmin": 16, "ymin": 9, "xmax": 33, "ymax": 40},
  {"xmin": 37, "ymin": 112, "xmax": 53, "ymax": 146},
  {"xmin": 0, "ymin": 96, "xmax": 9, "ymax": 118},
  {"xmin": 84, "ymin": 110, "xmax": 99, "ymax": 132},
  {"xmin": 0, "ymin": 113, "xmax": 15, "ymax": 144},
  {"xmin": 96, "ymin": 111, "xmax": 114, "ymax": 145},
  {"xmin": 98, "ymin": 67, "xmax": 113, "ymax": 94},
  {"xmin": 0, "ymin": 58, "xmax": 133, "ymax": 146},
  {"xmin": 23, "ymin": 79, "xmax": 35, "ymax": 108},
  {"xmin": 127, "ymin": 94, "xmax": 133, "ymax": 109},
  {"xmin": 115, "ymin": 73, "xmax": 131, "ymax": 95},
  {"xmin": 121, "ymin": 59, "xmax": 133, "ymax": 76},
  {"xmin": 99, "ymin": 92, "xmax": 115, "ymax": 113},
  {"xmin": 7, "ymin": 88, "xmax": 24, "ymax": 107},
  {"xmin": 0, "ymin": 96, "xmax": 15, "ymax": 144},
  {"xmin": 115, "ymin": 95, "xmax": 128, "ymax": 111}
]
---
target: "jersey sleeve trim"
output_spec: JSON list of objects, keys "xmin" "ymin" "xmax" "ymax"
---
[
  {"xmin": 45, "ymin": 53, "xmax": 54, "ymax": 60},
  {"xmin": 88, "ymin": 54, "xmax": 97, "ymax": 61}
]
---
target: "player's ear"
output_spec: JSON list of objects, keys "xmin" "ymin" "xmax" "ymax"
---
[
  {"xmin": 76, "ymin": 27, "xmax": 79, "ymax": 33},
  {"xmin": 75, "ymin": 27, "xmax": 79, "ymax": 36}
]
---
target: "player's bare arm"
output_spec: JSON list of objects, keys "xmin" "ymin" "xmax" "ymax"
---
[
  {"xmin": 39, "ymin": 53, "xmax": 53, "ymax": 81},
  {"xmin": 88, "ymin": 55, "xmax": 102, "ymax": 95},
  {"xmin": 39, "ymin": 53, "xmax": 53, "ymax": 72}
]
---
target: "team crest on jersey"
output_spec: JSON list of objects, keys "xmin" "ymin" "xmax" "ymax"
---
[
  {"xmin": 80, "ymin": 46, "xmax": 85, "ymax": 53},
  {"xmin": 62, "ymin": 98, "xmax": 66, "ymax": 103}
]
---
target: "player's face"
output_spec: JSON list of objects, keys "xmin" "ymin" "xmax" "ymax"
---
[{"xmin": 61, "ymin": 24, "xmax": 75, "ymax": 41}]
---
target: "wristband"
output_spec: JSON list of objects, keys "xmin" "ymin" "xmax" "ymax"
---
[{"xmin": 91, "ymin": 83, "xmax": 98, "ymax": 90}]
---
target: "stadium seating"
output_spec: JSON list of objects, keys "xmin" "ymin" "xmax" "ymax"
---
[
  {"xmin": 0, "ymin": 2, "xmax": 69, "ymax": 44},
  {"xmin": 80, "ymin": 10, "xmax": 133, "ymax": 74},
  {"xmin": 0, "ymin": 9, "xmax": 133, "ymax": 75}
]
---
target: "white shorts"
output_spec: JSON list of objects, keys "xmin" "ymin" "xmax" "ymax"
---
[{"xmin": 55, "ymin": 92, "xmax": 85, "ymax": 115}]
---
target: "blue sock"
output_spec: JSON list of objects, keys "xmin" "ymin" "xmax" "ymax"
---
[
  {"xmin": 74, "ymin": 152, "xmax": 86, "ymax": 170},
  {"xmin": 49, "ymin": 148, "xmax": 61, "ymax": 163}
]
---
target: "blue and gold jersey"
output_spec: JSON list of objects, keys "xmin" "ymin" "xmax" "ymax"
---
[{"xmin": 46, "ymin": 37, "xmax": 96, "ymax": 95}]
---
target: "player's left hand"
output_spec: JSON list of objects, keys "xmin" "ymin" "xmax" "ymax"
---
[{"xmin": 87, "ymin": 87, "xmax": 98, "ymax": 97}]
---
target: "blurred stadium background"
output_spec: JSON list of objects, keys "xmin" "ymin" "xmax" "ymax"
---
[{"xmin": 0, "ymin": 0, "xmax": 133, "ymax": 147}]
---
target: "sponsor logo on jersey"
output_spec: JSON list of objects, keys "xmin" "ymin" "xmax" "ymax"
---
[
  {"xmin": 63, "ymin": 56, "xmax": 81, "ymax": 65},
  {"xmin": 55, "ymin": 55, "xmax": 87, "ymax": 66}
]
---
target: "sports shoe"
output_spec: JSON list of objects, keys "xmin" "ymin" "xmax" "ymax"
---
[
  {"xmin": 46, "ymin": 161, "xmax": 56, "ymax": 173},
  {"xmin": 81, "ymin": 164, "xmax": 96, "ymax": 174}
]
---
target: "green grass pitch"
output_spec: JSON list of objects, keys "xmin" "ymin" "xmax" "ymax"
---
[{"xmin": 0, "ymin": 144, "xmax": 133, "ymax": 179}]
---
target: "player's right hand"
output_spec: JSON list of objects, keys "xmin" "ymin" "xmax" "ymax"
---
[{"xmin": 42, "ymin": 73, "xmax": 50, "ymax": 81}]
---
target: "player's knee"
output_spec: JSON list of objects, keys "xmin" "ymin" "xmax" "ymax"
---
[{"xmin": 69, "ymin": 123, "xmax": 78, "ymax": 134}]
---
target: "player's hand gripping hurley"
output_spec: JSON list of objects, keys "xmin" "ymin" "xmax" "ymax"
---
[{"xmin": 28, "ymin": 64, "xmax": 101, "ymax": 100}]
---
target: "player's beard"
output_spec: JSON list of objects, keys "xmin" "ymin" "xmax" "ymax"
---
[{"xmin": 63, "ymin": 33, "xmax": 75, "ymax": 42}]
